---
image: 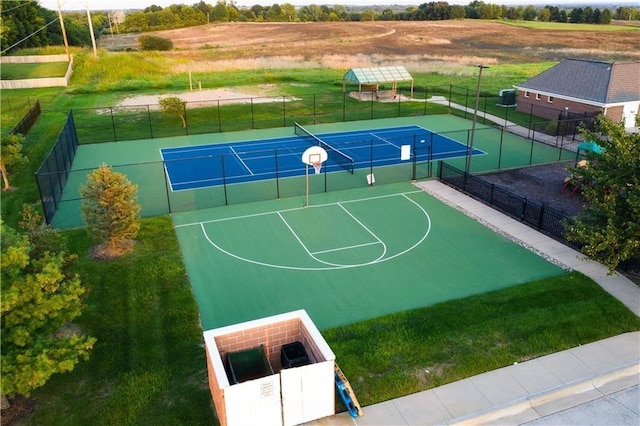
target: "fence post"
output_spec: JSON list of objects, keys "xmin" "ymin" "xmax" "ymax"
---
[
  {"xmin": 217, "ymin": 100, "xmax": 222, "ymax": 133},
  {"xmin": 274, "ymin": 149, "xmax": 280, "ymax": 199},
  {"xmin": 183, "ymin": 103, "xmax": 189, "ymax": 135},
  {"xmin": 313, "ymin": 94, "xmax": 317, "ymax": 124},
  {"xmin": 498, "ymin": 126, "xmax": 504, "ymax": 169},
  {"xmin": 464, "ymin": 88, "xmax": 470, "ymax": 119},
  {"xmin": 370, "ymin": 90, "xmax": 374, "ymax": 120},
  {"xmin": 529, "ymin": 125, "xmax": 535, "ymax": 164},
  {"xmin": 538, "ymin": 204, "xmax": 545, "ymax": 229},
  {"xmin": 342, "ymin": 91, "xmax": 346, "ymax": 122},
  {"xmin": 163, "ymin": 160, "xmax": 171, "ymax": 214},
  {"xmin": 482, "ymin": 94, "xmax": 487, "ymax": 123},
  {"xmin": 397, "ymin": 89, "xmax": 402, "ymax": 117},
  {"xmin": 490, "ymin": 183, "xmax": 495, "ymax": 205},
  {"xmin": 34, "ymin": 174, "xmax": 51, "ymax": 224},
  {"xmin": 528, "ymin": 104, "xmax": 534, "ymax": 139},
  {"xmin": 147, "ymin": 105, "xmax": 154, "ymax": 139},
  {"xmin": 251, "ymin": 98, "xmax": 255, "ymax": 129},
  {"xmin": 504, "ymin": 102, "xmax": 509, "ymax": 126},
  {"xmin": 412, "ymin": 135, "xmax": 416, "ymax": 180},
  {"xmin": 110, "ymin": 107, "xmax": 117, "ymax": 142},
  {"xmin": 423, "ymin": 86, "xmax": 428, "ymax": 115},
  {"xmin": 221, "ymin": 155, "xmax": 228, "ymax": 206},
  {"xmin": 282, "ymin": 96, "xmax": 286, "ymax": 128},
  {"xmin": 521, "ymin": 197, "xmax": 527, "ymax": 220}
]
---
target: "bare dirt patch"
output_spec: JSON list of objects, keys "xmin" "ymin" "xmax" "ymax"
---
[
  {"xmin": 98, "ymin": 20, "xmax": 640, "ymax": 72},
  {"xmin": 116, "ymin": 87, "xmax": 299, "ymax": 107},
  {"xmin": 479, "ymin": 162, "xmax": 586, "ymax": 217}
]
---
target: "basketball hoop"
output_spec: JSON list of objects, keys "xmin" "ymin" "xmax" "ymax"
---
[
  {"xmin": 301, "ymin": 145, "xmax": 328, "ymax": 207},
  {"xmin": 312, "ymin": 162, "xmax": 322, "ymax": 175}
]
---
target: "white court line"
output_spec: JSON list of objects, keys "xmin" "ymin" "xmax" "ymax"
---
[
  {"xmin": 175, "ymin": 190, "xmax": 422, "ymax": 228},
  {"xmin": 229, "ymin": 145, "xmax": 254, "ymax": 175},
  {"xmin": 277, "ymin": 208, "xmax": 385, "ymax": 268},
  {"xmin": 370, "ymin": 133, "xmax": 402, "ymax": 150},
  {"xmin": 193, "ymin": 191, "xmax": 431, "ymax": 271},
  {"xmin": 312, "ymin": 241, "xmax": 380, "ymax": 255},
  {"xmin": 337, "ymin": 202, "xmax": 387, "ymax": 260}
]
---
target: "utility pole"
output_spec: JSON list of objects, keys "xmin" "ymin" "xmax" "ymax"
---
[
  {"xmin": 465, "ymin": 65, "xmax": 489, "ymax": 177},
  {"xmin": 86, "ymin": 2, "xmax": 98, "ymax": 59},
  {"xmin": 57, "ymin": 0, "xmax": 71, "ymax": 62}
]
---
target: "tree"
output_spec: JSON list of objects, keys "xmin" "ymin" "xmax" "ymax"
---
[
  {"xmin": 523, "ymin": 5, "xmax": 537, "ymax": 21},
  {"xmin": 566, "ymin": 116, "xmax": 640, "ymax": 273},
  {"xmin": 1, "ymin": 221, "xmax": 96, "ymax": 400},
  {"xmin": 80, "ymin": 164, "xmax": 140, "ymax": 259},
  {"xmin": 159, "ymin": 96, "xmax": 187, "ymax": 128},
  {"xmin": 138, "ymin": 34, "xmax": 173, "ymax": 50},
  {"xmin": 537, "ymin": 8, "xmax": 551, "ymax": 22},
  {"xmin": 211, "ymin": 0, "xmax": 230, "ymax": 21},
  {"xmin": 0, "ymin": 133, "xmax": 27, "ymax": 191}
]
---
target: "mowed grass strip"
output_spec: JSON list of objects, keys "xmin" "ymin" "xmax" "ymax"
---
[
  {"xmin": 324, "ymin": 271, "xmax": 640, "ymax": 406},
  {"xmin": 0, "ymin": 62, "xmax": 69, "ymax": 80},
  {"xmin": 23, "ymin": 217, "xmax": 216, "ymax": 426}
]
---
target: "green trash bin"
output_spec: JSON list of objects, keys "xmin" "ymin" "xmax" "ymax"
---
[{"xmin": 227, "ymin": 345, "xmax": 274, "ymax": 384}]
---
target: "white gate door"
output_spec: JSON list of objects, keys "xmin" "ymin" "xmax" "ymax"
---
[
  {"xmin": 623, "ymin": 103, "xmax": 638, "ymax": 129},
  {"xmin": 281, "ymin": 361, "xmax": 335, "ymax": 426},
  {"xmin": 225, "ymin": 375, "xmax": 282, "ymax": 426}
]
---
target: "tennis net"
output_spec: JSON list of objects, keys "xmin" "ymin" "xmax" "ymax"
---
[{"xmin": 294, "ymin": 122, "xmax": 354, "ymax": 174}]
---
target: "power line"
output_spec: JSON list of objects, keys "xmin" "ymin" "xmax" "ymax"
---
[
  {"xmin": 1, "ymin": 0, "xmax": 37, "ymax": 14},
  {"xmin": 0, "ymin": 16, "xmax": 59, "ymax": 54}
]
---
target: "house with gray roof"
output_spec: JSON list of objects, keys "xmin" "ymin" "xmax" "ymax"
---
[{"xmin": 514, "ymin": 59, "xmax": 640, "ymax": 130}]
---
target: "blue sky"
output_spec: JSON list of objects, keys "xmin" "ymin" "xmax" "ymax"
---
[{"xmin": 40, "ymin": 0, "xmax": 627, "ymax": 11}]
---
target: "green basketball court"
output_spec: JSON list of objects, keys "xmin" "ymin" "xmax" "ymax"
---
[{"xmin": 172, "ymin": 182, "xmax": 565, "ymax": 330}]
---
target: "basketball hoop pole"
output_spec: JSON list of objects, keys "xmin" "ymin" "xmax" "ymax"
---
[
  {"xmin": 301, "ymin": 145, "xmax": 327, "ymax": 208},
  {"xmin": 305, "ymin": 163, "xmax": 309, "ymax": 207}
]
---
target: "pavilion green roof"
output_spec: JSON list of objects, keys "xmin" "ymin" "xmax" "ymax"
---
[{"xmin": 343, "ymin": 66, "xmax": 413, "ymax": 84}]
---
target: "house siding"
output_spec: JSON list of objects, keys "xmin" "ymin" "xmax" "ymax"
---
[
  {"xmin": 516, "ymin": 92, "xmax": 602, "ymax": 120},
  {"xmin": 606, "ymin": 105, "xmax": 625, "ymax": 123}
]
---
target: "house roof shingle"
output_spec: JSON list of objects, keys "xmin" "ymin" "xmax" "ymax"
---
[{"xmin": 515, "ymin": 59, "xmax": 640, "ymax": 105}]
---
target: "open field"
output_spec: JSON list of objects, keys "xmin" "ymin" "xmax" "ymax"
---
[{"xmin": 98, "ymin": 20, "xmax": 640, "ymax": 72}]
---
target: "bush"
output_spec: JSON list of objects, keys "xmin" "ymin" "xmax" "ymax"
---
[{"xmin": 138, "ymin": 35, "xmax": 173, "ymax": 51}]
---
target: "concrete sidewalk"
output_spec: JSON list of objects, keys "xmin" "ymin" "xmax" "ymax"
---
[
  {"xmin": 423, "ymin": 96, "xmax": 583, "ymax": 153},
  {"xmin": 307, "ymin": 181, "xmax": 640, "ymax": 426}
]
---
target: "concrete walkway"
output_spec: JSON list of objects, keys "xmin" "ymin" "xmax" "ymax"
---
[
  {"xmin": 424, "ymin": 96, "xmax": 583, "ymax": 154},
  {"xmin": 308, "ymin": 181, "xmax": 640, "ymax": 426}
]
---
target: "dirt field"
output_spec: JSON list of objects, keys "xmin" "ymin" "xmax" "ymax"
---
[{"xmin": 99, "ymin": 20, "xmax": 640, "ymax": 72}]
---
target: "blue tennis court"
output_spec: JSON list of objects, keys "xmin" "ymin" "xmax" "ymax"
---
[{"xmin": 161, "ymin": 124, "xmax": 485, "ymax": 191}]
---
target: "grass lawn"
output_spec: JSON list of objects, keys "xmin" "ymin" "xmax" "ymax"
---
[
  {"xmin": 3, "ymin": 46, "xmax": 639, "ymax": 424},
  {"xmin": 325, "ymin": 271, "xmax": 640, "ymax": 406},
  {"xmin": 21, "ymin": 226, "xmax": 640, "ymax": 423},
  {"xmin": 22, "ymin": 217, "xmax": 217, "ymax": 425},
  {"xmin": 0, "ymin": 62, "xmax": 69, "ymax": 80}
]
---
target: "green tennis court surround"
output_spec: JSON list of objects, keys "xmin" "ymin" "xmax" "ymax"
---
[{"xmin": 46, "ymin": 115, "xmax": 575, "ymax": 228}]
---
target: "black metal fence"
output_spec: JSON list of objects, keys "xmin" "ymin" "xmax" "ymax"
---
[
  {"xmin": 10, "ymin": 100, "xmax": 41, "ymax": 136},
  {"xmin": 437, "ymin": 161, "xmax": 578, "ymax": 248},
  {"xmin": 34, "ymin": 111, "xmax": 79, "ymax": 224},
  {"xmin": 37, "ymin": 127, "xmax": 442, "ymax": 227},
  {"xmin": 69, "ymin": 85, "xmax": 591, "ymax": 146}
]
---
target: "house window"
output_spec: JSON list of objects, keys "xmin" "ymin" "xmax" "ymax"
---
[
  {"xmin": 536, "ymin": 93, "xmax": 541, "ymax": 100},
  {"xmin": 548, "ymin": 96, "xmax": 554, "ymax": 103},
  {"xmin": 524, "ymin": 91, "xmax": 530, "ymax": 98}
]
